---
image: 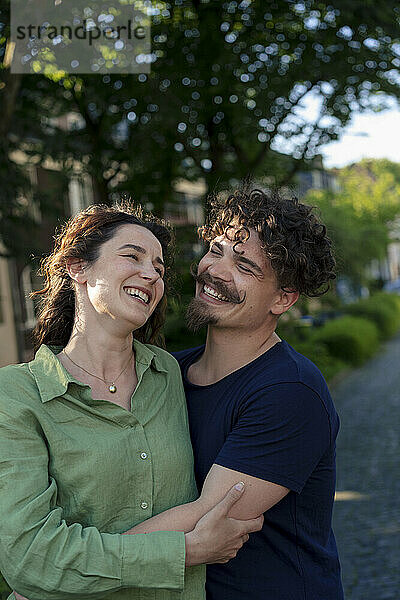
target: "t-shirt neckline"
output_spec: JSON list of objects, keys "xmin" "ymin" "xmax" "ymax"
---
[{"xmin": 182, "ymin": 340, "xmax": 285, "ymax": 390}]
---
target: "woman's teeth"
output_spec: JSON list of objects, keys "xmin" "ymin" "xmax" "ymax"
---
[{"xmin": 124, "ymin": 288, "xmax": 150, "ymax": 304}]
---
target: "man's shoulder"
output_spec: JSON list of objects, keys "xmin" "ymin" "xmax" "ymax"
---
[
  {"xmin": 171, "ymin": 345, "xmax": 204, "ymax": 367},
  {"xmin": 247, "ymin": 340, "xmax": 330, "ymax": 399}
]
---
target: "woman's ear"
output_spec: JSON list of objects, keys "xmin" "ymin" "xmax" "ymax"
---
[{"xmin": 66, "ymin": 258, "xmax": 88, "ymax": 283}]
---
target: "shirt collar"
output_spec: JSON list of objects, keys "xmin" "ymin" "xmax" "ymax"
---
[
  {"xmin": 29, "ymin": 341, "xmax": 167, "ymax": 404},
  {"xmin": 133, "ymin": 339, "xmax": 168, "ymax": 374}
]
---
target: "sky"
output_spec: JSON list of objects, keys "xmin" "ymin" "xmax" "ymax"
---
[{"xmin": 321, "ymin": 102, "xmax": 400, "ymax": 169}]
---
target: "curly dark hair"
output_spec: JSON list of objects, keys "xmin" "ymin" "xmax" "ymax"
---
[
  {"xmin": 32, "ymin": 202, "xmax": 174, "ymax": 352},
  {"xmin": 199, "ymin": 186, "xmax": 336, "ymax": 297}
]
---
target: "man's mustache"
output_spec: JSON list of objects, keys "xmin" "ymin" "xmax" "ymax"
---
[{"xmin": 190, "ymin": 265, "xmax": 245, "ymax": 305}]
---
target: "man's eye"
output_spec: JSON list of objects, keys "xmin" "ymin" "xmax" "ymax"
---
[
  {"xmin": 155, "ymin": 267, "xmax": 164, "ymax": 277},
  {"xmin": 124, "ymin": 254, "xmax": 138, "ymax": 261},
  {"xmin": 210, "ymin": 247, "xmax": 222, "ymax": 255},
  {"xmin": 238, "ymin": 264, "xmax": 252, "ymax": 274}
]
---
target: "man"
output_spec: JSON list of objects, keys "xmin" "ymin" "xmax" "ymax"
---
[{"xmin": 173, "ymin": 187, "xmax": 344, "ymax": 599}]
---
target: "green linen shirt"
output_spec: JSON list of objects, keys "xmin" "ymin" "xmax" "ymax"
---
[{"xmin": 0, "ymin": 342, "xmax": 205, "ymax": 600}]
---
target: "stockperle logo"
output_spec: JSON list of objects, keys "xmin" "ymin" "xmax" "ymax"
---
[{"xmin": 10, "ymin": 0, "xmax": 151, "ymax": 74}]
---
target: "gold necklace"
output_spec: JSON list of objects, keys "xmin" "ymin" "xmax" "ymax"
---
[{"xmin": 63, "ymin": 350, "xmax": 133, "ymax": 394}]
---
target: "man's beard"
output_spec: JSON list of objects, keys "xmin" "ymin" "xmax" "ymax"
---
[
  {"xmin": 185, "ymin": 297, "xmax": 220, "ymax": 332},
  {"xmin": 185, "ymin": 269, "xmax": 244, "ymax": 332}
]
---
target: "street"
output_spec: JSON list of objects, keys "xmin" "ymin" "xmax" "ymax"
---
[{"xmin": 332, "ymin": 333, "xmax": 400, "ymax": 599}]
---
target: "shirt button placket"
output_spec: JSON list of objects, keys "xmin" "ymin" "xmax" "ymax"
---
[{"xmin": 135, "ymin": 425, "xmax": 153, "ymax": 516}]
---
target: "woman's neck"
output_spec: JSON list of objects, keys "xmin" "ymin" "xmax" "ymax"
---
[{"xmin": 61, "ymin": 324, "xmax": 134, "ymax": 381}]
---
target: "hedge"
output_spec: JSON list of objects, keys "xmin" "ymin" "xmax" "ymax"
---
[
  {"xmin": 311, "ymin": 315, "xmax": 379, "ymax": 366},
  {"xmin": 344, "ymin": 293, "xmax": 400, "ymax": 339}
]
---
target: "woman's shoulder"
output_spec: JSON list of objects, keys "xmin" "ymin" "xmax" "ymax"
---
[
  {"xmin": 0, "ymin": 360, "xmax": 33, "ymax": 385},
  {"xmin": 0, "ymin": 360, "xmax": 40, "ymax": 410}
]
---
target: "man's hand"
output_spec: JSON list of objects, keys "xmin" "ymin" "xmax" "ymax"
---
[{"xmin": 184, "ymin": 482, "xmax": 264, "ymax": 566}]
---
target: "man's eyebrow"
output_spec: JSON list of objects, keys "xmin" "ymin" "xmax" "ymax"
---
[
  {"xmin": 235, "ymin": 254, "xmax": 264, "ymax": 276},
  {"xmin": 211, "ymin": 241, "xmax": 224, "ymax": 252},
  {"xmin": 117, "ymin": 244, "xmax": 165, "ymax": 267},
  {"xmin": 211, "ymin": 240, "xmax": 263, "ymax": 276}
]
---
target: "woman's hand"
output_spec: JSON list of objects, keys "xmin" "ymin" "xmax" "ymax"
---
[{"xmin": 184, "ymin": 483, "xmax": 264, "ymax": 566}]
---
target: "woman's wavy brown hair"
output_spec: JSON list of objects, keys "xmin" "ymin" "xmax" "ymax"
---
[
  {"xmin": 32, "ymin": 203, "xmax": 174, "ymax": 352},
  {"xmin": 199, "ymin": 186, "xmax": 336, "ymax": 296}
]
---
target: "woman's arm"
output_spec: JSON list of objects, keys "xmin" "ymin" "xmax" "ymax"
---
[
  {"xmin": 0, "ymin": 397, "xmax": 189, "ymax": 599},
  {"xmin": 124, "ymin": 498, "xmax": 205, "ymax": 534},
  {"xmin": 13, "ymin": 484, "xmax": 263, "ymax": 600},
  {"xmin": 2, "ymin": 399, "xmax": 262, "ymax": 600},
  {"xmin": 124, "ymin": 463, "xmax": 287, "ymax": 537}
]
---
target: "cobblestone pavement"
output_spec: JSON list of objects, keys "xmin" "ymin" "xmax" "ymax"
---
[{"xmin": 331, "ymin": 333, "xmax": 400, "ymax": 600}]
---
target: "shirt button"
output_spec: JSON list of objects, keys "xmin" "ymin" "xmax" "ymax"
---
[
  {"xmin": 140, "ymin": 452, "xmax": 148, "ymax": 460},
  {"xmin": 141, "ymin": 501, "xmax": 148, "ymax": 510}
]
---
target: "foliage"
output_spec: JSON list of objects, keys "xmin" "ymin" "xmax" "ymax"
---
[
  {"xmin": 311, "ymin": 315, "xmax": 379, "ymax": 365},
  {"xmin": 372, "ymin": 291, "xmax": 400, "ymax": 313},
  {"xmin": 2, "ymin": 2, "xmax": 400, "ymax": 257},
  {"xmin": 339, "ymin": 159, "xmax": 400, "ymax": 223},
  {"xmin": 306, "ymin": 159, "xmax": 400, "ymax": 286},
  {"xmin": 344, "ymin": 292, "xmax": 400, "ymax": 339}
]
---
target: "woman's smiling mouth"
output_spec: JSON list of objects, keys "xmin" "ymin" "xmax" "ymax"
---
[{"xmin": 124, "ymin": 286, "xmax": 151, "ymax": 305}]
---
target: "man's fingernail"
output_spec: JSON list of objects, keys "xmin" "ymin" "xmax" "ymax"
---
[{"xmin": 234, "ymin": 482, "xmax": 245, "ymax": 491}]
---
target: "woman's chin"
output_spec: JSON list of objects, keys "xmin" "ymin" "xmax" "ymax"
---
[{"xmin": 129, "ymin": 315, "xmax": 150, "ymax": 333}]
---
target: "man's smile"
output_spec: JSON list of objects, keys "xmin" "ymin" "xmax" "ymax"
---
[{"xmin": 201, "ymin": 284, "xmax": 230, "ymax": 303}]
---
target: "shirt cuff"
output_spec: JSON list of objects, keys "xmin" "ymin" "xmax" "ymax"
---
[{"xmin": 121, "ymin": 530, "xmax": 186, "ymax": 590}]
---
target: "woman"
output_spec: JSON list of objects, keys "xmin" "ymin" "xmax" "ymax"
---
[{"xmin": 0, "ymin": 204, "xmax": 262, "ymax": 600}]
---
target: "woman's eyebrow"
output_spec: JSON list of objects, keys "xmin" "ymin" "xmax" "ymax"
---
[{"xmin": 117, "ymin": 244, "xmax": 164, "ymax": 268}]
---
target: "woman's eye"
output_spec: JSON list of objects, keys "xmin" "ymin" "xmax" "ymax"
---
[{"xmin": 210, "ymin": 247, "xmax": 221, "ymax": 255}]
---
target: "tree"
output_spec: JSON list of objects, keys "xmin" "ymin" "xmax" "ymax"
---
[
  {"xmin": 306, "ymin": 159, "xmax": 400, "ymax": 286},
  {"xmin": 1, "ymin": 0, "xmax": 400, "ymax": 258}
]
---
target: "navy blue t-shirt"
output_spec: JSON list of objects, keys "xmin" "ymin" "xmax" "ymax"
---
[{"xmin": 173, "ymin": 341, "xmax": 344, "ymax": 600}]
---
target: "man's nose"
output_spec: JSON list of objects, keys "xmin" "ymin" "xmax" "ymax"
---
[{"xmin": 207, "ymin": 258, "xmax": 232, "ymax": 281}]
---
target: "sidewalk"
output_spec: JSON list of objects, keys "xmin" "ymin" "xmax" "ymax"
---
[{"xmin": 331, "ymin": 333, "xmax": 400, "ymax": 599}]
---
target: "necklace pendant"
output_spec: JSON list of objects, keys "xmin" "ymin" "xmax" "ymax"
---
[{"xmin": 108, "ymin": 384, "xmax": 117, "ymax": 394}]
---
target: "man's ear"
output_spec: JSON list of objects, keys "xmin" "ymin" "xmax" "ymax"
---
[
  {"xmin": 271, "ymin": 289, "xmax": 299, "ymax": 316},
  {"xmin": 66, "ymin": 258, "xmax": 88, "ymax": 284}
]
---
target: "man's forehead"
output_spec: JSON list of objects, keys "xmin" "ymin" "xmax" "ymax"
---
[{"xmin": 213, "ymin": 227, "xmax": 264, "ymax": 255}]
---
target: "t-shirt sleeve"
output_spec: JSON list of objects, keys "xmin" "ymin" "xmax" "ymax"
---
[{"xmin": 214, "ymin": 382, "xmax": 331, "ymax": 493}]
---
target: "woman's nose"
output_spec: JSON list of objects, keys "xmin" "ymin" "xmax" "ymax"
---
[{"xmin": 138, "ymin": 263, "xmax": 160, "ymax": 282}]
